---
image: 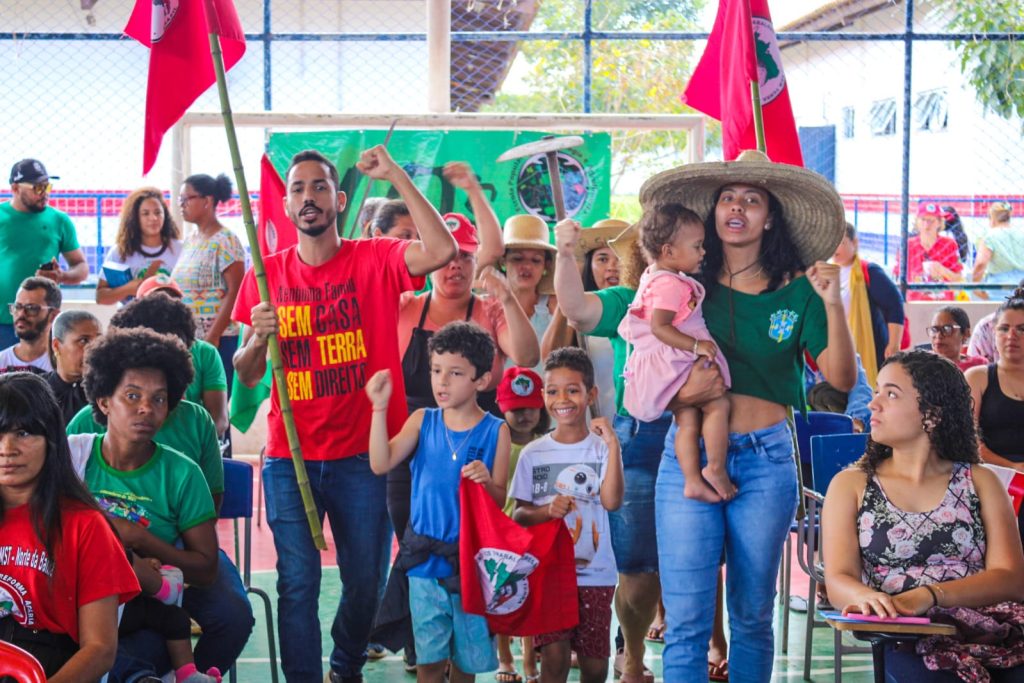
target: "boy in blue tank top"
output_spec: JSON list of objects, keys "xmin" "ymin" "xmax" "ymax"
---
[{"xmin": 367, "ymin": 321, "xmax": 511, "ymax": 682}]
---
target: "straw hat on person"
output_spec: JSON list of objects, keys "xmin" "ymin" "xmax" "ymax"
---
[
  {"xmin": 606, "ymin": 223, "xmax": 646, "ymax": 290},
  {"xmin": 576, "ymin": 218, "xmax": 630, "ymax": 258},
  {"xmin": 638, "ymin": 149, "xmax": 845, "ymax": 266},
  {"xmin": 503, "ymin": 214, "xmax": 557, "ymax": 294}
]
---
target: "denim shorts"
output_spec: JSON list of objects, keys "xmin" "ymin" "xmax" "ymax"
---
[
  {"xmin": 409, "ymin": 576, "xmax": 498, "ymax": 674},
  {"xmin": 609, "ymin": 412, "xmax": 673, "ymax": 574}
]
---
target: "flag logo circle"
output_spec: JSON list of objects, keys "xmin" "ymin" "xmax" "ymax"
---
[
  {"xmin": 511, "ymin": 375, "xmax": 534, "ymax": 397},
  {"xmin": 752, "ymin": 17, "xmax": 786, "ymax": 105},
  {"xmin": 475, "ymin": 548, "xmax": 539, "ymax": 616},
  {"xmin": 151, "ymin": 0, "xmax": 181, "ymax": 43}
]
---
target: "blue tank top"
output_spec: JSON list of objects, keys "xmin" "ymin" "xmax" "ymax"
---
[{"xmin": 407, "ymin": 408, "xmax": 503, "ymax": 578}]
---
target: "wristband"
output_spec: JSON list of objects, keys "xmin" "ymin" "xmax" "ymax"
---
[
  {"xmin": 692, "ymin": 338, "xmax": 700, "ymax": 354},
  {"xmin": 923, "ymin": 583, "xmax": 940, "ymax": 608}
]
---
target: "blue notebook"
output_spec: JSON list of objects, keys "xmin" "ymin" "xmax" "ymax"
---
[{"xmin": 101, "ymin": 262, "xmax": 133, "ymax": 288}]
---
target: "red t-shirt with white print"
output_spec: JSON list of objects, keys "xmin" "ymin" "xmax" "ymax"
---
[{"xmin": 233, "ymin": 238, "xmax": 423, "ymax": 460}]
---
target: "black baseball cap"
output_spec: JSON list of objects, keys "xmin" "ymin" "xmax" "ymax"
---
[{"xmin": 9, "ymin": 159, "xmax": 59, "ymax": 184}]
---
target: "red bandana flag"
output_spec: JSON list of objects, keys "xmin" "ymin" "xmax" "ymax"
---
[
  {"xmin": 124, "ymin": 0, "xmax": 246, "ymax": 174},
  {"xmin": 258, "ymin": 155, "xmax": 296, "ymax": 256},
  {"xmin": 459, "ymin": 481, "xmax": 579, "ymax": 637},
  {"xmin": 683, "ymin": 0, "xmax": 804, "ymax": 166}
]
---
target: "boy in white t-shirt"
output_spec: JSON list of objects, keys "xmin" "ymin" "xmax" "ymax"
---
[{"xmin": 510, "ymin": 347, "xmax": 624, "ymax": 683}]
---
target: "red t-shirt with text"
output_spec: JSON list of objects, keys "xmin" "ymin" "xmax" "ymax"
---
[
  {"xmin": 0, "ymin": 502, "xmax": 140, "ymax": 643},
  {"xmin": 233, "ymin": 238, "xmax": 423, "ymax": 460}
]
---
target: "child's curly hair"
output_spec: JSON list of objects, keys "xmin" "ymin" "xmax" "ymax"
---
[
  {"xmin": 428, "ymin": 321, "xmax": 496, "ymax": 380},
  {"xmin": 637, "ymin": 203, "xmax": 704, "ymax": 263},
  {"xmin": 856, "ymin": 350, "xmax": 978, "ymax": 475}
]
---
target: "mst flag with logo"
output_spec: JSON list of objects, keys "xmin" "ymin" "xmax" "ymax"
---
[
  {"xmin": 124, "ymin": 0, "xmax": 246, "ymax": 174},
  {"xmin": 459, "ymin": 481, "xmax": 578, "ymax": 636},
  {"xmin": 683, "ymin": 0, "xmax": 803, "ymax": 165}
]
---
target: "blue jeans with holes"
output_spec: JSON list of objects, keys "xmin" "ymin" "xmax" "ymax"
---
[
  {"xmin": 264, "ymin": 454, "xmax": 390, "ymax": 683},
  {"xmin": 656, "ymin": 419, "xmax": 798, "ymax": 683}
]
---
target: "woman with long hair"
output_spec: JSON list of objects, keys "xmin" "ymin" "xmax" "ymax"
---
[
  {"xmin": 824, "ymin": 351, "xmax": 1024, "ymax": 680},
  {"xmin": 96, "ymin": 187, "xmax": 182, "ymax": 305},
  {"xmin": 0, "ymin": 372, "xmax": 138, "ymax": 681}
]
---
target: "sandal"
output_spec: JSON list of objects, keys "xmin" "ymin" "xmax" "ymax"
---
[
  {"xmin": 645, "ymin": 623, "xmax": 666, "ymax": 643},
  {"xmin": 613, "ymin": 649, "xmax": 655, "ymax": 683},
  {"xmin": 708, "ymin": 659, "xmax": 729, "ymax": 682},
  {"xmin": 495, "ymin": 671, "xmax": 522, "ymax": 683}
]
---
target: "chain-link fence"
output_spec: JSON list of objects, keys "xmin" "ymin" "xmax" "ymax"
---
[{"xmin": 2, "ymin": 0, "xmax": 1022, "ymax": 291}]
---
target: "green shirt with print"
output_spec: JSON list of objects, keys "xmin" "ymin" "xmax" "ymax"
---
[
  {"xmin": 591, "ymin": 286, "xmax": 637, "ymax": 417},
  {"xmin": 84, "ymin": 435, "xmax": 216, "ymax": 545},
  {"xmin": 67, "ymin": 400, "xmax": 224, "ymax": 495},
  {"xmin": 187, "ymin": 339, "xmax": 228, "ymax": 403},
  {"xmin": 0, "ymin": 203, "xmax": 80, "ymax": 324}
]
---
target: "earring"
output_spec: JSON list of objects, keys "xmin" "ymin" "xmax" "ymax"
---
[{"xmin": 765, "ymin": 221, "xmax": 772, "ymax": 231}]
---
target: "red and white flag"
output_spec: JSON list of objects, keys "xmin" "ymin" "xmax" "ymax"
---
[
  {"xmin": 124, "ymin": 0, "xmax": 246, "ymax": 174},
  {"xmin": 683, "ymin": 0, "xmax": 804, "ymax": 166},
  {"xmin": 258, "ymin": 155, "xmax": 296, "ymax": 256},
  {"xmin": 459, "ymin": 481, "xmax": 579, "ymax": 637}
]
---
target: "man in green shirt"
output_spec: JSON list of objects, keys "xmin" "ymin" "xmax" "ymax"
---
[{"xmin": 0, "ymin": 159, "xmax": 88, "ymax": 347}]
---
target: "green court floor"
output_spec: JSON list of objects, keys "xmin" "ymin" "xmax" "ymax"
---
[{"xmin": 229, "ymin": 568, "xmax": 877, "ymax": 682}]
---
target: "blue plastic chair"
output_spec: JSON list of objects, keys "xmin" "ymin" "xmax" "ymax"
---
[
  {"xmin": 811, "ymin": 433, "xmax": 869, "ymax": 495},
  {"xmin": 220, "ymin": 459, "xmax": 279, "ymax": 683}
]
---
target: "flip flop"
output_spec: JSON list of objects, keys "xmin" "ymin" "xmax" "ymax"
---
[
  {"xmin": 495, "ymin": 670, "xmax": 522, "ymax": 683},
  {"xmin": 709, "ymin": 659, "xmax": 729, "ymax": 682},
  {"xmin": 613, "ymin": 649, "xmax": 655, "ymax": 683},
  {"xmin": 645, "ymin": 623, "xmax": 666, "ymax": 643}
]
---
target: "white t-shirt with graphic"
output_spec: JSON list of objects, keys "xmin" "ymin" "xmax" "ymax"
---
[
  {"xmin": 0, "ymin": 345, "xmax": 51, "ymax": 373},
  {"xmin": 510, "ymin": 432, "xmax": 617, "ymax": 586}
]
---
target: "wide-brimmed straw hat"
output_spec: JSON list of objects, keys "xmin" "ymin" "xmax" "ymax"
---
[
  {"xmin": 605, "ymin": 222, "xmax": 644, "ymax": 288},
  {"xmin": 638, "ymin": 149, "xmax": 845, "ymax": 265},
  {"xmin": 576, "ymin": 218, "xmax": 630, "ymax": 259},
  {"xmin": 503, "ymin": 214, "xmax": 556, "ymax": 294}
]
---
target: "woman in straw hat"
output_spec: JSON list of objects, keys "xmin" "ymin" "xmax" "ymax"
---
[{"xmin": 637, "ymin": 150, "xmax": 856, "ymax": 681}]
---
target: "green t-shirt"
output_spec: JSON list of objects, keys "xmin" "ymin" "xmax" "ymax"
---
[
  {"xmin": 0, "ymin": 203, "xmax": 80, "ymax": 324},
  {"xmin": 591, "ymin": 286, "xmax": 637, "ymax": 417},
  {"xmin": 187, "ymin": 339, "xmax": 228, "ymax": 404},
  {"xmin": 981, "ymin": 226, "xmax": 1024, "ymax": 276},
  {"xmin": 703, "ymin": 276, "xmax": 828, "ymax": 412},
  {"xmin": 67, "ymin": 400, "xmax": 224, "ymax": 495},
  {"xmin": 83, "ymin": 435, "xmax": 216, "ymax": 545}
]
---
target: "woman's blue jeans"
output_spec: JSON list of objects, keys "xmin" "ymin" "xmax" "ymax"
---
[{"xmin": 656, "ymin": 419, "xmax": 798, "ymax": 683}]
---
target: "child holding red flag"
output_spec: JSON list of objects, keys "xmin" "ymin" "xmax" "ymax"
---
[
  {"xmin": 367, "ymin": 321, "xmax": 511, "ymax": 683},
  {"xmin": 511, "ymin": 348, "xmax": 624, "ymax": 683}
]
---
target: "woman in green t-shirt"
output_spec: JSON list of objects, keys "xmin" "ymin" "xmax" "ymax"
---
[{"xmin": 636, "ymin": 150, "xmax": 856, "ymax": 682}]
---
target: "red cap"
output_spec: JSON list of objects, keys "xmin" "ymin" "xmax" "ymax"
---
[
  {"xmin": 917, "ymin": 201, "xmax": 942, "ymax": 218},
  {"xmin": 443, "ymin": 213, "xmax": 479, "ymax": 253},
  {"xmin": 497, "ymin": 367, "xmax": 544, "ymax": 412},
  {"xmin": 137, "ymin": 273, "xmax": 183, "ymax": 299}
]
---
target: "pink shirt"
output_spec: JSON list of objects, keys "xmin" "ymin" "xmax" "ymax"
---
[{"xmin": 633, "ymin": 269, "xmax": 697, "ymax": 325}]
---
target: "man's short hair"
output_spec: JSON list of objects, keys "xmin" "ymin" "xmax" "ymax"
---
[
  {"xmin": 428, "ymin": 321, "xmax": 495, "ymax": 380},
  {"xmin": 287, "ymin": 150, "xmax": 340, "ymax": 192},
  {"xmin": 52, "ymin": 310, "xmax": 99, "ymax": 342},
  {"xmin": 544, "ymin": 347, "xmax": 595, "ymax": 390},
  {"xmin": 19, "ymin": 276, "xmax": 62, "ymax": 309},
  {"xmin": 372, "ymin": 200, "xmax": 411, "ymax": 234}
]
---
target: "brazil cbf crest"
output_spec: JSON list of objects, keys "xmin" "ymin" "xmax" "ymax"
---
[
  {"xmin": 768, "ymin": 309, "xmax": 798, "ymax": 343},
  {"xmin": 474, "ymin": 548, "xmax": 539, "ymax": 615}
]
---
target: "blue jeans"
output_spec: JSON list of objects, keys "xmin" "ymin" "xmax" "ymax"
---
[
  {"xmin": 217, "ymin": 335, "xmax": 238, "ymax": 398},
  {"xmin": 656, "ymin": 419, "xmax": 798, "ymax": 683},
  {"xmin": 108, "ymin": 550, "xmax": 254, "ymax": 681},
  {"xmin": 884, "ymin": 642, "xmax": 1024, "ymax": 681},
  {"xmin": 264, "ymin": 454, "xmax": 390, "ymax": 682},
  {"xmin": 610, "ymin": 413, "xmax": 672, "ymax": 575}
]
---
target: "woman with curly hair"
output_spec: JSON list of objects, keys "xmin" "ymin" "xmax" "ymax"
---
[
  {"xmin": 96, "ymin": 187, "xmax": 182, "ymax": 305},
  {"xmin": 823, "ymin": 350, "xmax": 1024, "ymax": 680},
  {"xmin": 0, "ymin": 372, "xmax": 139, "ymax": 681}
]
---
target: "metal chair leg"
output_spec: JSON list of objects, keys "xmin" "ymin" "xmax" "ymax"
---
[
  {"xmin": 803, "ymin": 573, "xmax": 818, "ymax": 681},
  {"xmin": 834, "ymin": 627, "xmax": 844, "ymax": 683},
  {"xmin": 781, "ymin": 532, "xmax": 792, "ymax": 653},
  {"xmin": 248, "ymin": 586, "xmax": 279, "ymax": 683}
]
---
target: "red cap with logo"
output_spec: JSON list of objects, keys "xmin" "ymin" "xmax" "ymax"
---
[
  {"xmin": 917, "ymin": 201, "xmax": 942, "ymax": 218},
  {"xmin": 443, "ymin": 213, "xmax": 479, "ymax": 253},
  {"xmin": 497, "ymin": 366, "xmax": 544, "ymax": 412}
]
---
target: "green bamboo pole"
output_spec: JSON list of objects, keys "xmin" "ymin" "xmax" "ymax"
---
[
  {"xmin": 750, "ymin": 78, "xmax": 767, "ymax": 154},
  {"xmin": 205, "ymin": 12, "xmax": 326, "ymax": 550}
]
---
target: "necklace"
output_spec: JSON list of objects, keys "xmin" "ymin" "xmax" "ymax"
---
[
  {"xmin": 442, "ymin": 411, "xmax": 479, "ymax": 462},
  {"xmin": 724, "ymin": 259, "xmax": 764, "ymax": 281}
]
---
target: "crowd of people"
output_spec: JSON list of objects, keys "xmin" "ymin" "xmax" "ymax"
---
[{"xmin": 2, "ymin": 145, "xmax": 1024, "ymax": 683}]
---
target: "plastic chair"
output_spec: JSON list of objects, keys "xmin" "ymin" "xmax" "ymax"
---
[
  {"xmin": 0, "ymin": 640, "xmax": 47, "ymax": 683},
  {"xmin": 220, "ymin": 458, "xmax": 279, "ymax": 683},
  {"xmin": 779, "ymin": 411, "xmax": 855, "ymax": 653}
]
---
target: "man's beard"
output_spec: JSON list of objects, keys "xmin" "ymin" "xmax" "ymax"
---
[
  {"xmin": 296, "ymin": 223, "xmax": 331, "ymax": 238},
  {"xmin": 290, "ymin": 206, "xmax": 335, "ymax": 239},
  {"xmin": 16, "ymin": 318, "xmax": 47, "ymax": 342}
]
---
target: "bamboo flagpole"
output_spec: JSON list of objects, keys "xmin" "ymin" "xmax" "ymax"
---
[{"xmin": 203, "ymin": 0, "xmax": 326, "ymax": 550}]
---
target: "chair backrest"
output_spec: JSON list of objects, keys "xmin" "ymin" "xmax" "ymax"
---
[
  {"xmin": 810, "ymin": 433, "xmax": 869, "ymax": 494},
  {"xmin": 0, "ymin": 640, "xmax": 47, "ymax": 683},
  {"xmin": 794, "ymin": 411, "xmax": 855, "ymax": 464},
  {"xmin": 219, "ymin": 458, "xmax": 254, "ymax": 521}
]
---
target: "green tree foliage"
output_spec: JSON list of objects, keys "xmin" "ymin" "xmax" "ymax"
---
[
  {"xmin": 939, "ymin": 0, "xmax": 1024, "ymax": 121},
  {"xmin": 484, "ymin": 0, "xmax": 713, "ymax": 190}
]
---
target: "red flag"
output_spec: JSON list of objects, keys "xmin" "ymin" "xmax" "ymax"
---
[
  {"xmin": 258, "ymin": 155, "xmax": 296, "ymax": 256},
  {"xmin": 459, "ymin": 481, "xmax": 578, "ymax": 637},
  {"xmin": 683, "ymin": 0, "xmax": 804, "ymax": 166},
  {"xmin": 124, "ymin": 0, "xmax": 246, "ymax": 174}
]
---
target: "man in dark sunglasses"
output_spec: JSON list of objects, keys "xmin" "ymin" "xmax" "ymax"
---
[{"xmin": 1, "ymin": 158, "xmax": 88, "ymax": 348}]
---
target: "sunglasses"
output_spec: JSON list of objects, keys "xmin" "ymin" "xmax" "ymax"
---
[
  {"xmin": 926, "ymin": 324, "xmax": 962, "ymax": 337},
  {"xmin": 20, "ymin": 182, "xmax": 51, "ymax": 195}
]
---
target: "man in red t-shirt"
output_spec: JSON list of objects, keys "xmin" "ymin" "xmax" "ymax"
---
[{"xmin": 233, "ymin": 146, "xmax": 456, "ymax": 683}]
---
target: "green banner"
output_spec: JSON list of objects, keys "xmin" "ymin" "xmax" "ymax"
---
[{"xmin": 266, "ymin": 129, "xmax": 611, "ymax": 237}]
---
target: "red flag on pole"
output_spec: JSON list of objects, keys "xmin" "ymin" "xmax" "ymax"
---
[
  {"xmin": 683, "ymin": 0, "xmax": 804, "ymax": 166},
  {"xmin": 124, "ymin": 0, "xmax": 246, "ymax": 174},
  {"xmin": 257, "ymin": 155, "xmax": 296, "ymax": 256},
  {"xmin": 459, "ymin": 481, "xmax": 579, "ymax": 637}
]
